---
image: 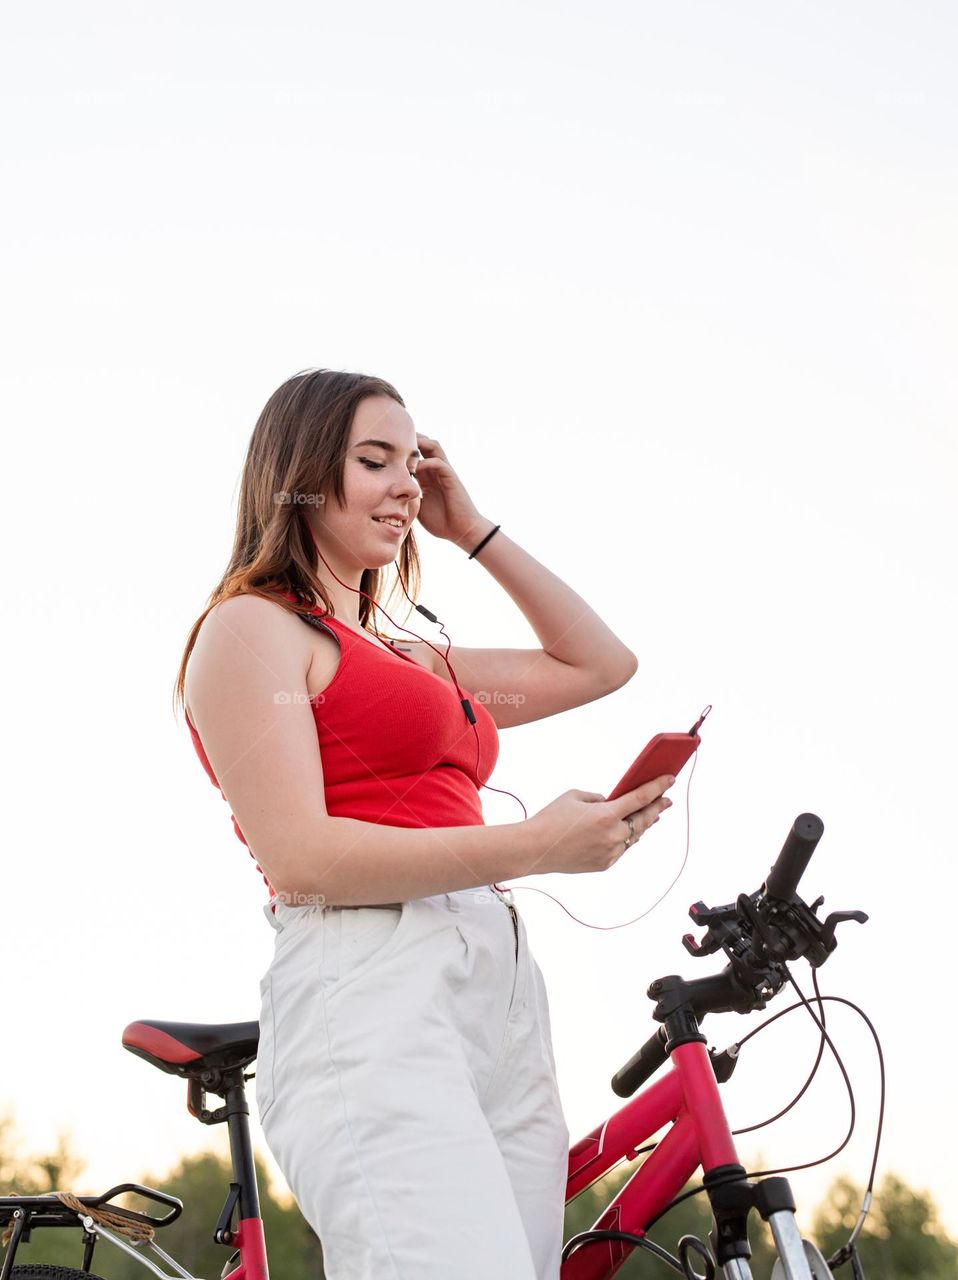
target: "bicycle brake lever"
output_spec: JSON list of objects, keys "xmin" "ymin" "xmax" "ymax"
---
[{"xmin": 820, "ymin": 909, "xmax": 868, "ymax": 950}]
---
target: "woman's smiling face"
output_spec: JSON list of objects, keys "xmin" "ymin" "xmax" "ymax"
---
[{"xmin": 315, "ymin": 394, "xmax": 423, "ymax": 571}]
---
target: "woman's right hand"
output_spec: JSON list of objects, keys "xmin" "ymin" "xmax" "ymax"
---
[{"xmin": 526, "ymin": 775, "xmax": 676, "ymax": 876}]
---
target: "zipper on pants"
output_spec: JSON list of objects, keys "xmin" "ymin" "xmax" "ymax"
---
[{"xmin": 507, "ymin": 903, "xmax": 519, "ymax": 960}]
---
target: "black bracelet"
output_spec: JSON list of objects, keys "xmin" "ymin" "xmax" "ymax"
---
[{"xmin": 468, "ymin": 523, "xmax": 501, "ymax": 559}]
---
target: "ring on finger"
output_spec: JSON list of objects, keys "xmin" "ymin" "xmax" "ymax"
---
[{"xmin": 623, "ymin": 814, "xmax": 636, "ymax": 850}]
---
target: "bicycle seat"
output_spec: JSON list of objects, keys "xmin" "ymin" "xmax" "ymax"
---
[{"xmin": 122, "ymin": 1018, "xmax": 259, "ymax": 1076}]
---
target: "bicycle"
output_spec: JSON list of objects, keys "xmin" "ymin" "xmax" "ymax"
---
[
  {"xmin": 0, "ymin": 1017, "xmax": 267, "ymax": 1280},
  {"xmin": 0, "ymin": 811, "xmax": 876, "ymax": 1280},
  {"xmin": 561, "ymin": 810, "xmax": 877, "ymax": 1279}
]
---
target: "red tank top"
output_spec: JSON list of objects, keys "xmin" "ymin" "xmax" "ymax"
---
[{"xmin": 185, "ymin": 598, "xmax": 500, "ymax": 895}]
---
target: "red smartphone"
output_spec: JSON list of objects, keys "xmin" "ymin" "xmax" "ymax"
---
[{"xmin": 606, "ymin": 707, "xmax": 710, "ymax": 803}]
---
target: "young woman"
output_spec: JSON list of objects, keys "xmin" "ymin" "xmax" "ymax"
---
[{"xmin": 174, "ymin": 368, "xmax": 675, "ymax": 1280}]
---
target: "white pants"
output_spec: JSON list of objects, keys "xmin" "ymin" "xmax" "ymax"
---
[{"xmin": 256, "ymin": 887, "xmax": 570, "ymax": 1279}]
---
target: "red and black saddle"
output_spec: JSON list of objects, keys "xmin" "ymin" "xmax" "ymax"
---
[{"xmin": 122, "ymin": 1019, "xmax": 259, "ymax": 1077}]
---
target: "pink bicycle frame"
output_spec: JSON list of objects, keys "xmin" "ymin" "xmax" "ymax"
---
[
  {"xmin": 222, "ymin": 1217, "xmax": 269, "ymax": 1280},
  {"xmin": 563, "ymin": 1040, "xmax": 739, "ymax": 1279}
]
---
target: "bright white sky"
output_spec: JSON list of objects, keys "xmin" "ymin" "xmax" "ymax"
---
[{"xmin": 3, "ymin": 0, "xmax": 956, "ymax": 1245}]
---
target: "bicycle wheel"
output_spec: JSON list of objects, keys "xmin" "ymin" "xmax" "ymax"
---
[{"xmin": 8, "ymin": 1267, "xmax": 109, "ymax": 1279}]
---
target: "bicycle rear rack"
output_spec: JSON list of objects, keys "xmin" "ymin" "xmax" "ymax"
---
[{"xmin": 0, "ymin": 1182, "xmax": 182, "ymax": 1279}]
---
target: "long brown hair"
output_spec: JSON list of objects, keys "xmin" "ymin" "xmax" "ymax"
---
[{"xmin": 172, "ymin": 368, "xmax": 423, "ymax": 717}]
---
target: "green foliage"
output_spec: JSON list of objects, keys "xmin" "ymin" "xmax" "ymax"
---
[
  {"xmin": 0, "ymin": 1111, "xmax": 96, "ymax": 1272},
  {"xmin": 813, "ymin": 1172, "xmax": 958, "ymax": 1280},
  {"xmin": 0, "ymin": 1112, "xmax": 86, "ymax": 1195},
  {"xmin": 5, "ymin": 1108, "xmax": 958, "ymax": 1279},
  {"xmin": 0, "ymin": 1113, "xmax": 324, "ymax": 1279},
  {"xmin": 110, "ymin": 1149, "xmax": 324, "ymax": 1280},
  {"xmin": 564, "ymin": 1155, "xmax": 958, "ymax": 1279}
]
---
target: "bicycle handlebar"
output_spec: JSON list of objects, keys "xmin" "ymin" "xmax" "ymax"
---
[
  {"xmin": 611, "ymin": 812, "xmax": 868, "ymax": 1097},
  {"xmin": 611, "ymin": 1028, "xmax": 668, "ymax": 1097},
  {"xmin": 611, "ymin": 969, "xmax": 760, "ymax": 1097},
  {"xmin": 764, "ymin": 812, "xmax": 824, "ymax": 902}
]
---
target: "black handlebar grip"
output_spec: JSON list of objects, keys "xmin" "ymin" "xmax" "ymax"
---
[
  {"xmin": 765, "ymin": 812, "xmax": 824, "ymax": 902},
  {"xmin": 611, "ymin": 1027, "xmax": 668, "ymax": 1098}
]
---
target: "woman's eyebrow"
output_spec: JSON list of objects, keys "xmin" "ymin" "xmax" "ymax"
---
[{"xmin": 353, "ymin": 438, "xmax": 423, "ymax": 460}]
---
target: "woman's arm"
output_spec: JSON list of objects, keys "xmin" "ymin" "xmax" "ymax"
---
[
  {"xmin": 185, "ymin": 594, "xmax": 541, "ymax": 904},
  {"xmin": 187, "ymin": 595, "xmax": 668, "ymax": 905},
  {"xmin": 420, "ymin": 518, "xmax": 638, "ymax": 728},
  {"xmin": 411, "ymin": 436, "xmax": 638, "ymax": 728},
  {"xmin": 278, "ymin": 813, "xmax": 541, "ymax": 906}
]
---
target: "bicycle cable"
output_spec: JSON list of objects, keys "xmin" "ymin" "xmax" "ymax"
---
[
  {"xmin": 746, "ymin": 964, "xmax": 857, "ymax": 1179},
  {"xmin": 726, "ymin": 903, "xmax": 861, "ymax": 1176},
  {"xmin": 739, "ymin": 970, "xmax": 886, "ymax": 1272},
  {"xmin": 730, "ymin": 971, "xmax": 828, "ymax": 1137},
  {"xmin": 620, "ymin": 977, "xmax": 832, "ymax": 1189},
  {"xmin": 731, "ymin": 981, "xmax": 886, "ymax": 1202},
  {"xmin": 642, "ymin": 970, "xmax": 884, "ymax": 1239},
  {"xmin": 561, "ymin": 1227, "xmax": 687, "ymax": 1275}
]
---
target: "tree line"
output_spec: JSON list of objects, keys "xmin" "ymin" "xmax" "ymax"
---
[{"xmin": 2, "ymin": 1113, "xmax": 955, "ymax": 1278}]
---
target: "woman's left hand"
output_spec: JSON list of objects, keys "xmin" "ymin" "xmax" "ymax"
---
[{"xmin": 413, "ymin": 434, "xmax": 487, "ymax": 546}]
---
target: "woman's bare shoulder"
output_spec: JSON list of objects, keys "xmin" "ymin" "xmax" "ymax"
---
[
  {"xmin": 196, "ymin": 592, "xmax": 308, "ymax": 640},
  {"xmin": 186, "ymin": 594, "xmax": 312, "ymax": 717}
]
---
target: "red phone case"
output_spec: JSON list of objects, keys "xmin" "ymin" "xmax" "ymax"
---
[{"xmin": 606, "ymin": 732, "xmax": 700, "ymax": 803}]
